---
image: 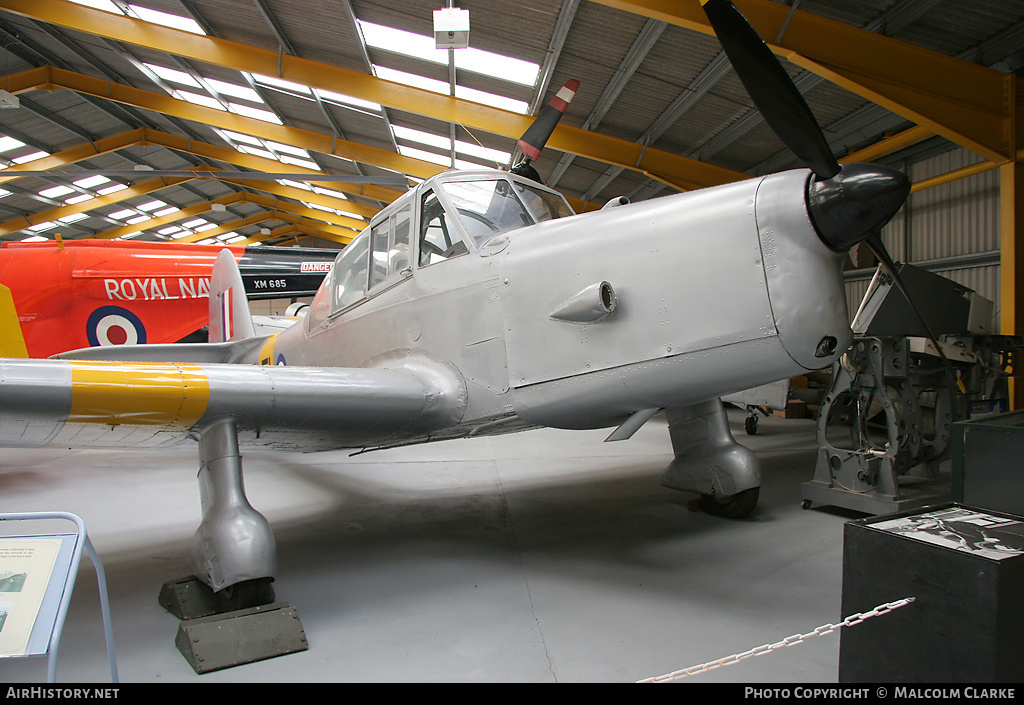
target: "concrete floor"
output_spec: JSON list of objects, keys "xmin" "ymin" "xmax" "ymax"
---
[{"xmin": 0, "ymin": 409, "xmax": 870, "ymax": 683}]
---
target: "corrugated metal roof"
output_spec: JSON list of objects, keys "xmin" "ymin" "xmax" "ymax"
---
[{"xmin": 0, "ymin": 0, "xmax": 1018, "ymax": 247}]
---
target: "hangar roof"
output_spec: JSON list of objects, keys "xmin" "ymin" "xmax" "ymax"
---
[{"xmin": 0, "ymin": 0, "xmax": 1020, "ymax": 246}]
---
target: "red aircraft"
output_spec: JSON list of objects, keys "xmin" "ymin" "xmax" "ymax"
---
[{"xmin": 0, "ymin": 239, "xmax": 336, "ymax": 358}]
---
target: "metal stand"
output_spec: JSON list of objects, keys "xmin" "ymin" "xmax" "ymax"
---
[{"xmin": 0, "ymin": 512, "xmax": 117, "ymax": 683}]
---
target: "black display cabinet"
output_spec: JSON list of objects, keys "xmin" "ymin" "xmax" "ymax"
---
[
  {"xmin": 952, "ymin": 409, "xmax": 1024, "ymax": 517},
  {"xmin": 840, "ymin": 504, "xmax": 1024, "ymax": 682}
]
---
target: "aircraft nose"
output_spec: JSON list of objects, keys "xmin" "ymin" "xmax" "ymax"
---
[{"xmin": 806, "ymin": 163, "xmax": 911, "ymax": 252}]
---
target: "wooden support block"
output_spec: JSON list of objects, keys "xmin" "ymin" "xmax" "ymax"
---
[
  {"xmin": 159, "ymin": 575, "xmax": 275, "ymax": 620},
  {"xmin": 772, "ymin": 399, "xmax": 806, "ymax": 419},
  {"xmin": 174, "ymin": 602, "xmax": 308, "ymax": 674}
]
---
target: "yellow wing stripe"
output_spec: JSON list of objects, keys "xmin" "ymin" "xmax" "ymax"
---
[{"xmin": 68, "ymin": 361, "xmax": 210, "ymax": 428}]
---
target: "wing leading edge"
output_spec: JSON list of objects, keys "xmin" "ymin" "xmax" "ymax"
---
[{"xmin": 0, "ymin": 357, "xmax": 467, "ymax": 451}]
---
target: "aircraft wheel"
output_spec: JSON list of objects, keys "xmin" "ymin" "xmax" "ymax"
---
[
  {"xmin": 744, "ymin": 414, "xmax": 758, "ymax": 435},
  {"xmin": 698, "ymin": 487, "xmax": 759, "ymax": 519}
]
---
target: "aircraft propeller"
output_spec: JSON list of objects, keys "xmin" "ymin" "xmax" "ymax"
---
[
  {"xmin": 510, "ymin": 79, "xmax": 580, "ymax": 183},
  {"xmin": 700, "ymin": 0, "xmax": 947, "ymax": 357}
]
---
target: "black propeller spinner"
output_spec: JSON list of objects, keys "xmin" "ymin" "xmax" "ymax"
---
[{"xmin": 700, "ymin": 0, "xmax": 949, "ymax": 354}]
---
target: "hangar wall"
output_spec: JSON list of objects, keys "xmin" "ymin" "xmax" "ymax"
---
[{"xmin": 845, "ymin": 146, "xmax": 1002, "ymax": 330}]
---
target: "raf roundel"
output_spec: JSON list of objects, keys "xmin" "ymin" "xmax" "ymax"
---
[{"xmin": 87, "ymin": 306, "xmax": 148, "ymax": 347}]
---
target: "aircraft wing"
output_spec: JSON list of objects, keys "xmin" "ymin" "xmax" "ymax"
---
[
  {"xmin": 0, "ymin": 357, "xmax": 467, "ymax": 452},
  {"xmin": 54, "ymin": 337, "xmax": 272, "ymax": 364}
]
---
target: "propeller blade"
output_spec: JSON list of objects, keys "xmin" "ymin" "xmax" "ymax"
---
[
  {"xmin": 700, "ymin": 0, "xmax": 840, "ymax": 180},
  {"xmin": 863, "ymin": 233, "xmax": 951, "ymax": 366},
  {"xmin": 516, "ymin": 79, "xmax": 579, "ymax": 163}
]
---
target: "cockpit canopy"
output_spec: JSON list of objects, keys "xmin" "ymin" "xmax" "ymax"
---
[
  {"xmin": 438, "ymin": 176, "xmax": 573, "ymax": 248},
  {"xmin": 304, "ymin": 172, "xmax": 574, "ymax": 330}
]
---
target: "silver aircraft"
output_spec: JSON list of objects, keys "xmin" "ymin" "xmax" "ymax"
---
[{"xmin": 0, "ymin": 0, "xmax": 913, "ymax": 597}]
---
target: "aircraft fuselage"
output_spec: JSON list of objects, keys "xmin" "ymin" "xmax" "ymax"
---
[{"xmin": 263, "ymin": 168, "xmax": 850, "ymax": 447}]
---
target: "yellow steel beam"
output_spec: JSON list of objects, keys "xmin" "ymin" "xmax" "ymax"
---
[
  {"xmin": 0, "ymin": 125, "xmax": 390, "ymax": 214},
  {"xmin": 589, "ymin": 0, "xmax": 1015, "ymax": 164},
  {"xmin": 0, "ymin": 125, "xmax": 148, "ymax": 185},
  {"xmin": 0, "ymin": 175, "xmax": 195, "ymax": 236},
  {"xmin": 163, "ymin": 211, "xmax": 272, "ymax": 244},
  {"xmin": 237, "ymin": 223, "xmax": 349, "ymax": 248},
  {"xmin": 0, "ymin": 1, "xmax": 746, "ymax": 190},
  {"xmin": 235, "ymin": 223, "xmax": 295, "ymax": 247},
  {"xmin": 138, "ymin": 129, "xmax": 404, "ymax": 206},
  {"xmin": 87, "ymin": 191, "xmax": 359, "ymax": 242},
  {"xmin": 6, "ymin": 67, "xmax": 443, "ymax": 182},
  {"xmin": 89, "ymin": 192, "xmax": 248, "ymax": 240},
  {"xmin": 911, "ymin": 161, "xmax": 1001, "ymax": 194},
  {"xmin": 287, "ymin": 225, "xmax": 351, "ymax": 247},
  {"xmin": 1001, "ymin": 84, "xmax": 1024, "ymax": 408},
  {"xmin": 840, "ymin": 126, "xmax": 933, "ymax": 165},
  {"xmin": 221, "ymin": 178, "xmax": 376, "ymax": 221},
  {"xmin": 171, "ymin": 209, "xmax": 354, "ymax": 245},
  {"xmin": 237, "ymin": 192, "xmax": 364, "ymax": 231},
  {"xmin": 0, "ymin": 136, "xmax": 378, "ymax": 237}
]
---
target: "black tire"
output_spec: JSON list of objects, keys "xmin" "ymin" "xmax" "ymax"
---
[
  {"xmin": 698, "ymin": 487, "xmax": 759, "ymax": 518},
  {"xmin": 745, "ymin": 414, "xmax": 758, "ymax": 435}
]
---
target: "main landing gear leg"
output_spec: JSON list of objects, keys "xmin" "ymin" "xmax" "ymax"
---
[
  {"xmin": 158, "ymin": 416, "xmax": 308, "ymax": 673},
  {"xmin": 660, "ymin": 399, "xmax": 761, "ymax": 518}
]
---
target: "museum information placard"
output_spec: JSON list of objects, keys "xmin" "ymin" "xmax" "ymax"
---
[{"xmin": 0, "ymin": 537, "xmax": 62, "ymax": 656}]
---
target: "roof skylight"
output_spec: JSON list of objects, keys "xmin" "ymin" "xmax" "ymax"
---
[
  {"xmin": 11, "ymin": 152, "xmax": 50, "ymax": 165},
  {"xmin": 70, "ymin": 2, "xmax": 207, "ymax": 35},
  {"xmin": 144, "ymin": 64, "xmax": 280, "ymax": 124},
  {"xmin": 217, "ymin": 130, "xmax": 318, "ymax": 170},
  {"xmin": 0, "ymin": 136, "xmax": 25, "ymax": 153},
  {"xmin": 39, "ymin": 185, "xmax": 76, "ymax": 199},
  {"xmin": 124, "ymin": 5, "xmax": 206, "ymax": 35},
  {"xmin": 358, "ymin": 21, "xmax": 539, "ymax": 87},
  {"xmin": 68, "ymin": 0, "xmax": 121, "ymax": 14},
  {"xmin": 392, "ymin": 125, "xmax": 510, "ymax": 168},
  {"xmin": 73, "ymin": 175, "xmax": 111, "ymax": 189},
  {"xmin": 278, "ymin": 155, "xmax": 319, "ymax": 170},
  {"xmin": 374, "ymin": 66, "xmax": 527, "ymax": 114},
  {"xmin": 143, "ymin": 63, "xmax": 202, "ymax": 88},
  {"xmin": 397, "ymin": 144, "xmax": 489, "ymax": 172},
  {"xmin": 176, "ymin": 91, "xmax": 226, "ymax": 111},
  {"xmin": 206, "ymin": 79, "xmax": 262, "ymax": 103},
  {"xmin": 228, "ymin": 103, "xmax": 282, "ymax": 125}
]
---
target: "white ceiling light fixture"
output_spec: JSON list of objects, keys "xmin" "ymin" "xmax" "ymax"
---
[{"xmin": 434, "ymin": 7, "xmax": 470, "ymax": 50}]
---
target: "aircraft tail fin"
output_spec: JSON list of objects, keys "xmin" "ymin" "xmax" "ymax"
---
[
  {"xmin": 209, "ymin": 249, "xmax": 256, "ymax": 343},
  {"xmin": 0, "ymin": 284, "xmax": 28, "ymax": 358}
]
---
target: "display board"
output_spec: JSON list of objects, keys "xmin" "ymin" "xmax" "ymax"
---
[{"xmin": 0, "ymin": 534, "xmax": 78, "ymax": 658}]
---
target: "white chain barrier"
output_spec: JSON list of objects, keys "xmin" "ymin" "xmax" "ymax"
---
[{"xmin": 637, "ymin": 597, "xmax": 916, "ymax": 683}]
